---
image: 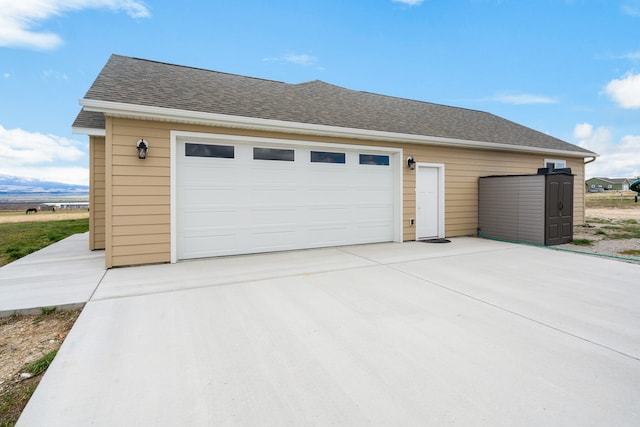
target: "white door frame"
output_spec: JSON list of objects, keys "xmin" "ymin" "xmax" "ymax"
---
[
  {"xmin": 415, "ymin": 162, "xmax": 445, "ymax": 240},
  {"xmin": 170, "ymin": 130, "xmax": 403, "ymax": 263}
]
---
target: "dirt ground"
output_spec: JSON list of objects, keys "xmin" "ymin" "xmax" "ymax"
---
[
  {"xmin": 556, "ymin": 206, "xmax": 640, "ymax": 263},
  {"xmin": 0, "ymin": 311, "xmax": 80, "ymax": 394},
  {"xmin": 0, "ymin": 211, "xmax": 89, "ymax": 224},
  {"xmin": 1, "ymin": 311, "xmax": 80, "ymax": 425},
  {"xmin": 586, "ymin": 207, "xmax": 640, "ymax": 221}
]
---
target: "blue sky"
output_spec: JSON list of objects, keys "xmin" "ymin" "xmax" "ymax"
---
[{"xmin": 1, "ymin": 0, "xmax": 639, "ymax": 185}]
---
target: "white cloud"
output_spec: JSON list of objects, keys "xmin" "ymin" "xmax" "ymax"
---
[
  {"xmin": 42, "ymin": 69, "xmax": 68, "ymax": 81},
  {"xmin": 0, "ymin": 124, "xmax": 88, "ymax": 185},
  {"xmin": 573, "ymin": 123, "xmax": 640, "ymax": 179},
  {"xmin": 0, "ymin": 125, "xmax": 85, "ymax": 165},
  {"xmin": 0, "ymin": 0, "xmax": 150, "ymax": 50},
  {"xmin": 623, "ymin": 51, "xmax": 640, "ymax": 60},
  {"xmin": 605, "ymin": 72, "xmax": 640, "ymax": 109},
  {"xmin": 490, "ymin": 92, "xmax": 558, "ymax": 105},
  {"xmin": 263, "ymin": 53, "xmax": 318, "ymax": 67},
  {"xmin": 2, "ymin": 73, "xmax": 10, "ymax": 78},
  {"xmin": 392, "ymin": 0, "xmax": 424, "ymax": 5},
  {"xmin": 283, "ymin": 54, "xmax": 317, "ymax": 66},
  {"xmin": 573, "ymin": 123, "xmax": 594, "ymax": 140},
  {"xmin": 621, "ymin": 3, "xmax": 640, "ymax": 17},
  {"xmin": 573, "ymin": 123, "xmax": 613, "ymax": 155}
]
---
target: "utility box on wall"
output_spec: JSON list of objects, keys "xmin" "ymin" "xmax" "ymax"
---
[{"xmin": 478, "ymin": 171, "xmax": 574, "ymax": 246}]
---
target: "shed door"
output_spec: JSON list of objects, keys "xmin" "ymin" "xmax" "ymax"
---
[
  {"xmin": 545, "ymin": 174, "xmax": 573, "ymax": 245},
  {"xmin": 176, "ymin": 139, "xmax": 398, "ymax": 260}
]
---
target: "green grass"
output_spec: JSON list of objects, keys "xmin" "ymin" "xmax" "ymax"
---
[
  {"xmin": 585, "ymin": 218, "xmax": 640, "ymax": 241},
  {"xmin": 585, "ymin": 217, "xmax": 612, "ymax": 224},
  {"xmin": 571, "ymin": 238, "xmax": 593, "ymax": 246},
  {"xmin": 0, "ymin": 218, "xmax": 88, "ymax": 267},
  {"xmin": 620, "ymin": 249, "xmax": 640, "ymax": 256},
  {"xmin": 22, "ymin": 350, "xmax": 58, "ymax": 377},
  {"xmin": 40, "ymin": 307, "xmax": 57, "ymax": 316},
  {"xmin": 0, "ymin": 380, "xmax": 37, "ymax": 427},
  {"xmin": 606, "ymin": 224, "xmax": 640, "ymax": 240}
]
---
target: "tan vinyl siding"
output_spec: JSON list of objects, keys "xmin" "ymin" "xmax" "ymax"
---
[
  {"xmin": 568, "ymin": 157, "xmax": 585, "ymax": 226},
  {"xmin": 105, "ymin": 117, "xmax": 171, "ymax": 267},
  {"xmin": 102, "ymin": 117, "xmax": 587, "ymax": 267},
  {"xmin": 89, "ymin": 136, "xmax": 105, "ymax": 250}
]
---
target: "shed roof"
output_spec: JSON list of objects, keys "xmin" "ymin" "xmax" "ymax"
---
[{"xmin": 74, "ymin": 54, "xmax": 594, "ymax": 156}]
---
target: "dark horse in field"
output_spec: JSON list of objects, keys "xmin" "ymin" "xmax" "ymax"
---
[{"xmin": 25, "ymin": 208, "xmax": 37, "ymax": 214}]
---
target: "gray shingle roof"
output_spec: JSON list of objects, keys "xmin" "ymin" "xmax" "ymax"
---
[
  {"xmin": 72, "ymin": 110, "xmax": 105, "ymax": 130},
  {"xmin": 74, "ymin": 54, "xmax": 594, "ymax": 155}
]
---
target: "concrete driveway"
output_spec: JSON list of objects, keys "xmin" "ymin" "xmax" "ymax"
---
[{"xmin": 15, "ymin": 237, "xmax": 640, "ymax": 426}]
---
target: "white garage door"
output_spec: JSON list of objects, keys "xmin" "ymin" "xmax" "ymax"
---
[{"xmin": 176, "ymin": 137, "xmax": 399, "ymax": 260}]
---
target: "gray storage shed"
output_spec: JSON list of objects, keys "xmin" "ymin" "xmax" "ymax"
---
[{"xmin": 478, "ymin": 171, "xmax": 574, "ymax": 245}]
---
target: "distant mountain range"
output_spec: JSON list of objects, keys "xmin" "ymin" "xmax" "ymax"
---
[{"xmin": 0, "ymin": 174, "xmax": 89, "ymax": 197}]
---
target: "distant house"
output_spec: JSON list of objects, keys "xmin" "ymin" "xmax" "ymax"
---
[
  {"xmin": 73, "ymin": 55, "xmax": 597, "ymax": 268},
  {"xmin": 585, "ymin": 177, "xmax": 631, "ymax": 192}
]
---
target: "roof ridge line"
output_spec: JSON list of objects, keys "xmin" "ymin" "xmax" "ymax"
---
[
  {"xmin": 294, "ymin": 79, "xmax": 496, "ymax": 115},
  {"xmin": 113, "ymin": 54, "xmax": 291, "ymax": 86}
]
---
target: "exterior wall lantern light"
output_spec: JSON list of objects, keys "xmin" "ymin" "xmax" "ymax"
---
[
  {"xmin": 407, "ymin": 156, "xmax": 416, "ymax": 170},
  {"xmin": 136, "ymin": 139, "xmax": 148, "ymax": 159}
]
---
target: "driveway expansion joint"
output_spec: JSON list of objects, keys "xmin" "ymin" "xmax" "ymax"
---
[{"xmin": 385, "ymin": 263, "xmax": 640, "ymax": 363}]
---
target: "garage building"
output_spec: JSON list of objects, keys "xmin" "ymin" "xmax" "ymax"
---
[{"xmin": 73, "ymin": 55, "xmax": 596, "ymax": 268}]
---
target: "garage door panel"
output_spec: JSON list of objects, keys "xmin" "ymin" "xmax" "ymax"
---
[
  {"xmin": 182, "ymin": 188, "xmax": 238, "ymax": 205},
  {"xmin": 357, "ymin": 217, "xmax": 394, "ymax": 231},
  {"xmin": 249, "ymin": 229, "xmax": 298, "ymax": 252},
  {"xmin": 307, "ymin": 192, "xmax": 352, "ymax": 205},
  {"xmin": 181, "ymin": 163, "xmax": 238, "ymax": 178},
  {"xmin": 250, "ymin": 166, "xmax": 297, "ymax": 182},
  {"xmin": 306, "ymin": 205, "xmax": 350, "ymax": 222},
  {"xmin": 248, "ymin": 207, "xmax": 298, "ymax": 226},
  {"xmin": 305, "ymin": 233, "xmax": 349, "ymax": 247},
  {"xmin": 177, "ymin": 140, "xmax": 397, "ymax": 260},
  {"xmin": 356, "ymin": 219, "xmax": 394, "ymax": 237},
  {"xmin": 353, "ymin": 171, "xmax": 393, "ymax": 186},
  {"xmin": 356, "ymin": 204, "xmax": 394, "ymax": 216},
  {"xmin": 355, "ymin": 182, "xmax": 391, "ymax": 190},
  {"xmin": 249, "ymin": 188, "xmax": 300, "ymax": 204},
  {"xmin": 181, "ymin": 228, "xmax": 240, "ymax": 256},
  {"xmin": 354, "ymin": 185, "xmax": 393, "ymax": 195},
  {"xmin": 307, "ymin": 169, "xmax": 348, "ymax": 184},
  {"xmin": 182, "ymin": 209, "xmax": 238, "ymax": 228},
  {"xmin": 182, "ymin": 226, "xmax": 238, "ymax": 237}
]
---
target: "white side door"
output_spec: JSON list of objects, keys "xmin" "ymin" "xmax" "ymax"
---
[{"xmin": 416, "ymin": 164, "xmax": 444, "ymax": 239}]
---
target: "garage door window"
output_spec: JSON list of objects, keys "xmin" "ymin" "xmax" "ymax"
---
[
  {"xmin": 359, "ymin": 154, "xmax": 390, "ymax": 166},
  {"xmin": 185, "ymin": 143, "xmax": 234, "ymax": 158},
  {"xmin": 253, "ymin": 147, "xmax": 295, "ymax": 161},
  {"xmin": 311, "ymin": 151, "xmax": 346, "ymax": 164}
]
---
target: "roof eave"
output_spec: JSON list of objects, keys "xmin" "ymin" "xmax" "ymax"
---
[
  {"xmin": 72, "ymin": 126, "xmax": 106, "ymax": 136},
  {"xmin": 80, "ymin": 99, "xmax": 598, "ymax": 158}
]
